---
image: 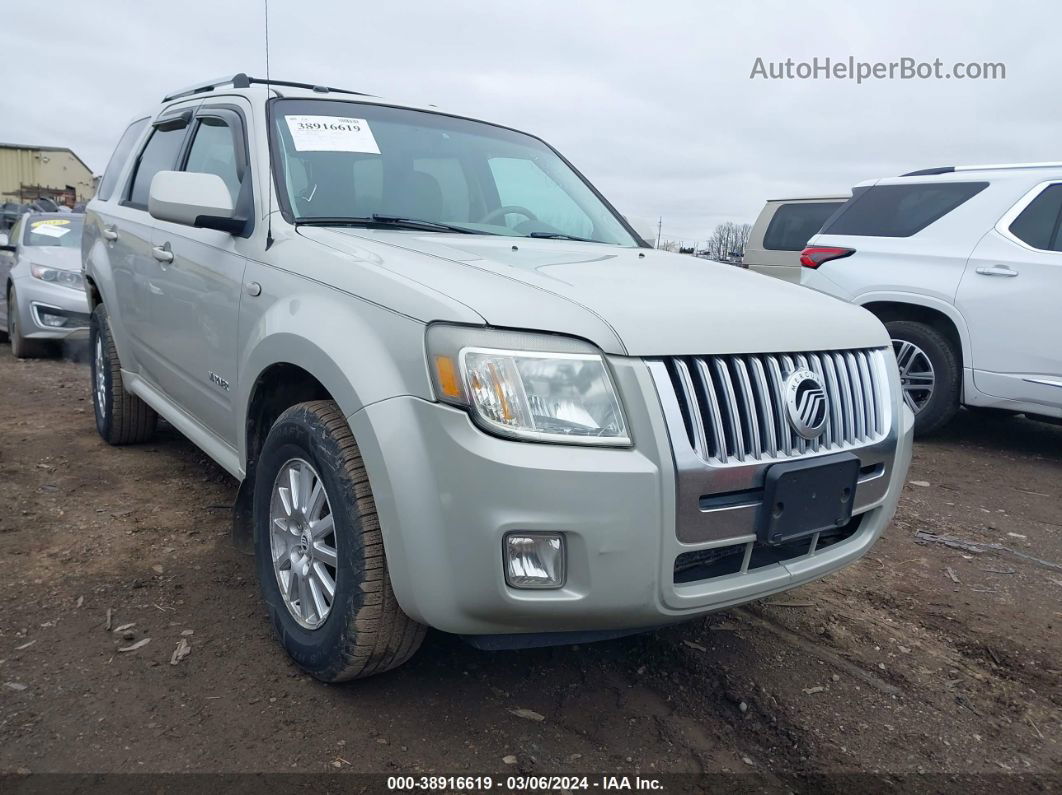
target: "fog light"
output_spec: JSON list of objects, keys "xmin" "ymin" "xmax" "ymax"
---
[
  {"xmin": 39, "ymin": 311, "xmax": 68, "ymax": 328},
  {"xmin": 504, "ymin": 532, "xmax": 565, "ymax": 589}
]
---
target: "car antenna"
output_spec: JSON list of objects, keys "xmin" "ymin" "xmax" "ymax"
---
[{"xmin": 264, "ymin": 0, "xmax": 274, "ymax": 250}]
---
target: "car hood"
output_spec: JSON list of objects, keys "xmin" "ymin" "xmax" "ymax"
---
[
  {"xmin": 300, "ymin": 228, "xmax": 889, "ymax": 356},
  {"xmin": 21, "ymin": 246, "xmax": 81, "ymax": 271}
]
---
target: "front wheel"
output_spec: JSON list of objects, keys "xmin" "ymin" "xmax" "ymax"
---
[
  {"xmin": 886, "ymin": 319, "xmax": 961, "ymax": 435},
  {"xmin": 253, "ymin": 400, "xmax": 425, "ymax": 681}
]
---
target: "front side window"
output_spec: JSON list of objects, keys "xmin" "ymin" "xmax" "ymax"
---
[
  {"xmin": 98, "ymin": 118, "xmax": 149, "ymax": 201},
  {"xmin": 763, "ymin": 201, "xmax": 844, "ymax": 251},
  {"xmin": 270, "ymin": 99, "xmax": 637, "ymax": 245},
  {"xmin": 823, "ymin": 182, "xmax": 988, "ymax": 238},
  {"xmin": 127, "ymin": 124, "xmax": 188, "ymax": 208},
  {"xmin": 184, "ymin": 118, "xmax": 242, "ymax": 202},
  {"xmin": 1008, "ymin": 184, "xmax": 1062, "ymax": 252},
  {"xmin": 23, "ymin": 215, "xmax": 84, "ymax": 249}
]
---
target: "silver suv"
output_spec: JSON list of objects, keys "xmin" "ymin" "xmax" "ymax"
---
[{"xmin": 84, "ymin": 74, "xmax": 913, "ymax": 679}]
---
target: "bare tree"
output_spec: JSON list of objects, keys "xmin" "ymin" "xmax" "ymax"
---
[{"xmin": 705, "ymin": 222, "xmax": 753, "ymax": 262}]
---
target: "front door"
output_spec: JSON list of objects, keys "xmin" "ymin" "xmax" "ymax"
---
[
  {"xmin": 956, "ymin": 182, "xmax": 1062, "ymax": 409},
  {"xmin": 144, "ymin": 105, "xmax": 252, "ymax": 444}
]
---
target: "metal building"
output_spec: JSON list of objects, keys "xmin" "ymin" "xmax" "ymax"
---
[{"xmin": 0, "ymin": 143, "xmax": 96, "ymax": 206}]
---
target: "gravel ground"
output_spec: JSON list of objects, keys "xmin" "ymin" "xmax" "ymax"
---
[{"xmin": 0, "ymin": 345, "xmax": 1059, "ymax": 790}]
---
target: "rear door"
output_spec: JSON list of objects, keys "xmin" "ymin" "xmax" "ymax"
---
[
  {"xmin": 745, "ymin": 200, "xmax": 844, "ymax": 282},
  {"xmin": 957, "ymin": 181, "xmax": 1062, "ymax": 408},
  {"xmin": 112, "ymin": 104, "xmax": 198, "ymax": 373}
]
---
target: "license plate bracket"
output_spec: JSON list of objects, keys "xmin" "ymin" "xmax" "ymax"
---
[{"xmin": 758, "ymin": 453, "xmax": 860, "ymax": 546}]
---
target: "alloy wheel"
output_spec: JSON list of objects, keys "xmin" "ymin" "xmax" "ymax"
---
[
  {"xmin": 892, "ymin": 338, "xmax": 935, "ymax": 414},
  {"xmin": 268, "ymin": 458, "xmax": 339, "ymax": 630},
  {"xmin": 94, "ymin": 334, "xmax": 107, "ymax": 414}
]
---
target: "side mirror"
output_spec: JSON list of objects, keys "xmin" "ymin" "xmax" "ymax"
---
[
  {"xmin": 0, "ymin": 232, "xmax": 10, "ymax": 250},
  {"xmin": 624, "ymin": 215, "xmax": 657, "ymax": 247},
  {"xmin": 148, "ymin": 171, "xmax": 242, "ymax": 234}
]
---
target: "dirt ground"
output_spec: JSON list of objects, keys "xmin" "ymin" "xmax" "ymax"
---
[{"xmin": 0, "ymin": 344, "xmax": 1059, "ymax": 790}]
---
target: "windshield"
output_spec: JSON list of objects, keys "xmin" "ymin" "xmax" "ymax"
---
[
  {"xmin": 23, "ymin": 215, "xmax": 84, "ymax": 249},
  {"xmin": 270, "ymin": 99, "xmax": 638, "ymax": 246}
]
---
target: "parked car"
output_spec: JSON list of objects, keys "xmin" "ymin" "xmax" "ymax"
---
[
  {"xmin": 744, "ymin": 195, "xmax": 848, "ymax": 282},
  {"xmin": 84, "ymin": 73, "xmax": 913, "ymax": 680},
  {"xmin": 1, "ymin": 202, "xmax": 26, "ymax": 231},
  {"xmin": 0, "ymin": 212, "xmax": 90, "ymax": 357},
  {"xmin": 801, "ymin": 162, "xmax": 1062, "ymax": 434}
]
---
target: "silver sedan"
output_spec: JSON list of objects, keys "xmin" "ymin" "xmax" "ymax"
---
[{"xmin": 0, "ymin": 212, "xmax": 90, "ymax": 358}]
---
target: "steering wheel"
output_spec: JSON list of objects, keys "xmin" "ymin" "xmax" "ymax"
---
[{"xmin": 479, "ymin": 205, "xmax": 539, "ymax": 225}]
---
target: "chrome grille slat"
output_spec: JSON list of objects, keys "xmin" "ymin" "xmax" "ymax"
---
[
  {"xmin": 672, "ymin": 359, "xmax": 708, "ymax": 459},
  {"xmin": 857, "ymin": 351, "xmax": 878, "ymax": 436},
  {"xmin": 712, "ymin": 359, "xmax": 746, "ymax": 462},
  {"xmin": 733, "ymin": 359, "xmax": 761, "ymax": 460},
  {"xmin": 662, "ymin": 348, "xmax": 890, "ymax": 466},
  {"xmin": 748, "ymin": 358, "xmax": 778, "ymax": 457},
  {"xmin": 846, "ymin": 352, "xmax": 866, "ymax": 441},
  {"xmin": 693, "ymin": 360, "xmax": 729, "ymax": 464}
]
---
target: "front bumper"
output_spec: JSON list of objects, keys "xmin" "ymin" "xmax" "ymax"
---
[
  {"xmin": 350, "ymin": 358, "xmax": 913, "ymax": 636},
  {"xmin": 13, "ymin": 274, "xmax": 90, "ymax": 340}
]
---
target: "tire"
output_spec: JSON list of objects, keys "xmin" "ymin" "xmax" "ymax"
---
[
  {"xmin": 7, "ymin": 286, "xmax": 49, "ymax": 358},
  {"xmin": 253, "ymin": 399, "xmax": 425, "ymax": 681},
  {"xmin": 90, "ymin": 303, "xmax": 158, "ymax": 445},
  {"xmin": 886, "ymin": 319, "xmax": 961, "ymax": 436}
]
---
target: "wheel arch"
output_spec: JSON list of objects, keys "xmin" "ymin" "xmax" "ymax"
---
[{"xmin": 857, "ymin": 293, "xmax": 970, "ymax": 370}]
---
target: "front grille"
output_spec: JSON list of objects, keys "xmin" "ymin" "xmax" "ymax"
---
[{"xmin": 658, "ymin": 348, "xmax": 890, "ymax": 465}]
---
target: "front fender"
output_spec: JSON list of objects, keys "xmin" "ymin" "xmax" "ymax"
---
[{"xmin": 236, "ymin": 260, "xmax": 435, "ymax": 469}]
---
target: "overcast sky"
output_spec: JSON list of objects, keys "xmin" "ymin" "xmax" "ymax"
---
[{"xmin": 2, "ymin": 0, "xmax": 1057, "ymax": 242}]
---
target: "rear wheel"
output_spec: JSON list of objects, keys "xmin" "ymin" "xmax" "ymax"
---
[
  {"xmin": 8, "ymin": 286, "xmax": 49, "ymax": 358},
  {"xmin": 886, "ymin": 319, "xmax": 960, "ymax": 435},
  {"xmin": 90, "ymin": 304, "xmax": 158, "ymax": 444},
  {"xmin": 253, "ymin": 400, "xmax": 425, "ymax": 681}
]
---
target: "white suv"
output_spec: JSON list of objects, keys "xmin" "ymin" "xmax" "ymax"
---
[{"xmin": 800, "ymin": 163, "xmax": 1062, "ymax": 434}]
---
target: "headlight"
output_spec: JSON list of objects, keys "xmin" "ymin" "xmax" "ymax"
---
[
  {"xmin": 30, "ymin": 264, "xmax": 83, "ymax": 291},
  {"xmin": 427, "ymin": 325, "xmax": 630, "ymax": 446}
]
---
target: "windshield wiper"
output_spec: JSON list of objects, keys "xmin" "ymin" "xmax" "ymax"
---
[
  {"xmin": 526, "ymin": 231, "xmax": 595, "ymax": 242},
  {"xmin": 295, "ymin": 215, "xmax": 479, "ymax": 234}
]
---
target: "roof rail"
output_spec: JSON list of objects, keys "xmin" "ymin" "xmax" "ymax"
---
[
  {"xmin": 901, "ymin": 166, "xmax": 955, "ymax": 176},
  {"xmin": 162, "ymin": 73, "xmax": 372, "ymax": 102},
  {"xmin": 902, "ymin": 161, "xmax": 1062, "ymax": 177}
]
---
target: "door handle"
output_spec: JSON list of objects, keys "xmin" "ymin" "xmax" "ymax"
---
[
  {"xmin": 151, "ymin": 242, "xmax": 174, "ymax": 264},
  {"xmin": 102, "ymin": 225, "xmax": 119, "ymax": 241},
  {"xmin": 975, "ymin": 264, "xmax": 1018, "ymax": 277}
]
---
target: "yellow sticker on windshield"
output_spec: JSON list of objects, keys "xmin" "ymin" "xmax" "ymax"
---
[{"xmin": 31, "ymin": 219, "xmax": 71, "ymax": 227}]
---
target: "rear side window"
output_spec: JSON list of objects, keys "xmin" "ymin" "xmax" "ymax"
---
[
  {"xmin": 126, "ymin": 125, "xmax": 188, "ymax": 208},
  {"xmin": 1008, "ymin": 184, "xmax": 1062, "ymax": 251},
  {"xmin": 763, "ymin": 202, "xmax": 843, "ymax": 251},
  {"xmin": 823, "ymin": 182, "xmax": 988, "ymax": 237},
  {"xmin": 97, "ymin": 118, "xmax": 149, "ymax": 201}
]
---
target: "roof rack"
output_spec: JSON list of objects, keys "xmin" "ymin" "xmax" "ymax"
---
[
  {"xmin": 162, "ymin": 73, "xmax": 372, "ymax": 102},
  {"xmin": 902, "ymin": 162, "xmax": 1062, "ymax": 177}
]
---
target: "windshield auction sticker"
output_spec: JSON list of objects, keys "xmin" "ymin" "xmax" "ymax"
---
[
  {"xmin": 30, "ymin": 223, "xmax": 70, "ymax": 238},
  {"xmin": 285, "ymin": 115, "xmax": 380, "ymax": 154}
]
